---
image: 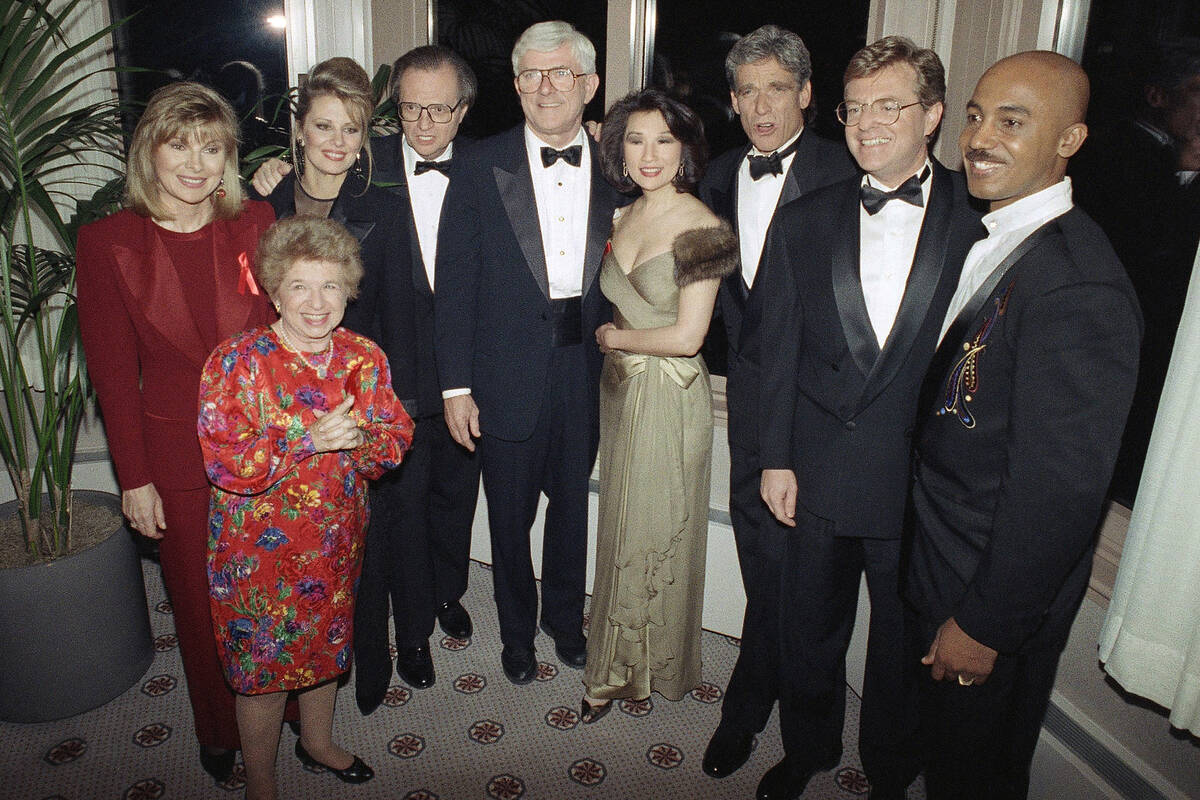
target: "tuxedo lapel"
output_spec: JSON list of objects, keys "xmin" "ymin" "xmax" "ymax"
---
[
  {"xmin": 831, "ymin": 185, "xmax": 878, "ymax": 377},
  {"xmin": 494, "ymin": 133, "xmax": 550, "ymax": 300},
  {"xmin": 582, "ymin": 137, "xmax": 611, "ymax": 297},
  {"xmin": 388, "ymin": 167, "xmax": 434, "ymax": 297},
  {"xmin": 858, "ymin": 163, "xmax": 954, "ymax": 407}
]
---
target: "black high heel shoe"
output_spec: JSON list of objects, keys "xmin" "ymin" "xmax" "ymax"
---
[
  {"xmin": 199, "ymin": 745, "xmax": 236, "ymax": 782},
  {"xmin": 294, "ymin": 739, "xmax": 374, "ymax": 784},
  {"xmin": 579, "ymin": 697, "xmax": 613, "ymax": 724}
]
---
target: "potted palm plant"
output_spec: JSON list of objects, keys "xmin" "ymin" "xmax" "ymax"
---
[{"xmin": 0, "ymin": 0, "xmax": 152, "ymax": 722}]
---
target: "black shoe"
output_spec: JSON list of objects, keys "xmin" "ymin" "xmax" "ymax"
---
[
  {"xmin": 867, "ymin": 783, "xmax": 908, "ymax": 800},
  {"xmin": 437, "ymin": 600, "xmax": 473, "ymax": 639},
  {"xmin": 539, "ymin": 622, "xmax": 587, "ymax": 668},
  {"xmin": 756, "ymin": 756, "xmax": 836, "ymax": 800},
  {"xmin": 500, "ymin": 645, "xmax": 538, "ymax": 684},
  {"xmin": 702, "ymin": 727, "xmax": 755, "ymax": 778},
  {"xmin": 294, "ymin": 739, "xmax": 374, "ymax": 784},
  {"xmin": 580, "ymin": 696, "xmax": 612, "ymax": 724},
  {"xmin": 198, "ymin": 745, "xmax": 236, "ymax": 783},
  {"xmin": 395, "ymin": 644, "xmax": 435, "ymax": 688}
]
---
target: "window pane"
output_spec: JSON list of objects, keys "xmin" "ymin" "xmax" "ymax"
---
[
  {"xmin": 435, "ymin": 1, "xmax": 608, "ymax": 140},
  {"xmin": 109, "ymin": 0, "xmax": 290, "ymax": 157},
  {"xmin": 1070, "ymin": 0, "xmax": 1200, "ymax": 504}
]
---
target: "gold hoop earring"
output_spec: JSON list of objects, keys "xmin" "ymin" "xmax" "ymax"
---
[{"xmin": 622, "ymin": 162, "xmax": 628, "ymax": 178}]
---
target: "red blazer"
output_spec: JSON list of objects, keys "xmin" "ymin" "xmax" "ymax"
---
[{"xmin": 76, "ymin": 202, "xmax": 276, "ymax": 491}]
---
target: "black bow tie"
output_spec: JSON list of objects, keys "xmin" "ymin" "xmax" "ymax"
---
[
  {"xmin": 859, "ymin": 168, "xmax": 930, "ymax": 215},
  {"xmin": 414, "ymin": 159, "xmax": 451, "ymax": 176},
  {"xmin": 541, "ymin": 145, "xmax": 582, "ymax": 168},
  {"xmin": 747, "ymin": 136, "xmax": 802, "ymax": 181}
]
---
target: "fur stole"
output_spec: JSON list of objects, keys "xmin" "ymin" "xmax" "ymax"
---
[{"xmin": 672, "ymin": 222, "xmax": 738, "ymax": 287}]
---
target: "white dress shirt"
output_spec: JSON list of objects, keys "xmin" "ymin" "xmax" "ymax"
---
[
  {"xmin": 525, "ymin": 126, "xmax": 590, "ymax": 299},
  {"xmin": 736, "ymin": 130, "xmax": 802, "ymax": 289},
  {"xmin": 858, "ymin": 163, "xmax": 932, "ymax": 346},
  {"xmin": 402, "ymin": 138, "xmax": 453, "ymax": 291},
  {"xmin": 939, "ymin": 178, "xmax": 1075, "ymax": 344}
]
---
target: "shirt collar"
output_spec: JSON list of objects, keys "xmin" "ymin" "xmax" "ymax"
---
[
  {"xmin": 403, "ymin": 137, "xmax": 454, "ymax": 176},
  {"xmin": 862, "ymin": 158, "xmax": 933, "ymax": 192},
  {"xmin": 525, "ymin": 125, "xmax": 587, "ymax": 162},
  {"xmin": 981, "ymin": 177, "xmax": 1074, "ymax": 236}
]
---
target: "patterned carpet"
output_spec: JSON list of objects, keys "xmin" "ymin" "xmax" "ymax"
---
[{"xmin": 1, "ymin": 558, "xmax": 927, "ymax": 799}]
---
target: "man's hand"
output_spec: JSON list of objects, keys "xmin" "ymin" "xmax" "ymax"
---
[
  {"xmin": 584, "ymin": 120, "xmax": 602, "ymax": 142},
  {"xmin": 251, "ymin": 157, "xmax": 292, "ymax": 196},
  {"xmin": 922, "ymin": 616, "xmax": 998, "ymax": 685},
  {"xmin": 123, "ymin": 483, "xmax": 167, "ymax": 540},
  {"xmin": 444, "ymin": 394, "xmax": 481, "ymax": 452},
  {"xmin": 760, "ymin": 468, "xmax": 798, "ymax": 527}
]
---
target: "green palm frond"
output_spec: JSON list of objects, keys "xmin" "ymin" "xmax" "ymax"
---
[{"xmin": 0, "ymin": 0, "xmax": 126, "ymax": 558}]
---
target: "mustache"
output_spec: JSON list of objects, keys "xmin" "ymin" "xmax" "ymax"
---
[{"xmin": 964, "ymin": 148, "xmax": 1001, "ymax": 163}]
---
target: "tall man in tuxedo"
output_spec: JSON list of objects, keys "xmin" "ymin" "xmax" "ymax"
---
[
  {"xmin": 435, "ymin": 21, "xmax": 623, "ymax": 685},
  {"xmin": 249, "ymin": 47, "xmax": 485, "ymax": 708},
  {"xmin": 906, "ymin": 52, "xmax": 1140, "ymax": 800},
  {"xmin": 754, "ymin": 37, "xmax": 984, "ymax": 800},
  {"xmin": 699, "ymin": 25, "xmax": 856, "ymax": 781}
]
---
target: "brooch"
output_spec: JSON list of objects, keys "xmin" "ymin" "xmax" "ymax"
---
[{"xmin": 938, "ymin": 282, "xmax": 1014, "ymax": 428}]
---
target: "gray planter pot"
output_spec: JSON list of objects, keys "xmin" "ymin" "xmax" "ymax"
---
[{"xmin": 0, "ymin": 490, "xmax": 153, "ymax": 722}]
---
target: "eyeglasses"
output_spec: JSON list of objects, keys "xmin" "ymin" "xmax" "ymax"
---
[
  {"xmin": 515, "ymin": 67, "xmax": 588, "ymax": 93},
  {"xmin": 397, "ymin": 100, "xmax": 464, "ymax": 124},
  {"xmin": 836, "ymin": 99, "xmax": 923, "ymax": 127}
]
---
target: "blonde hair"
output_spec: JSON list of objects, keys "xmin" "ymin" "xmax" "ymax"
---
[
  {"xmin": 254, "ymin": 216, "xmax": 364, "ymax": 299},
  {"xmin": 125, "ymin": 82, "xmax": 244, "ymax": 220},
  {"xmin": 294, "ymin": 57, "xmax": 375, "ymax": 186}
]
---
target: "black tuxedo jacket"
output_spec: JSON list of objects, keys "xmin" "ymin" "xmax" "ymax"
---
[
  {"xmin": 353, "ymin": 133, "xmax": 473, "ymax": 419},
  {"xmin": 699, "ymin": 132, "xmax": 856, "ymax": 451},
  {"xmin": 758, "ymin": 161, "xmax": 983, "ymax": 541},
  {"xmin": 906, "ymin": 207, "xmax": 1142, "ymax": 653},
  {"xmin": 253, "ymin": 171, "xmax": 421, "ymax": 412},
  {"xmin": 434, "ymin": 125, "xmax": 623, "ymax": 441}
]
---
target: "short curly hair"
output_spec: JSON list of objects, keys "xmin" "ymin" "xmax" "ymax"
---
[
  {"xmin": 254, "ymin": 216, "xmax": 364, "ymax": 300},
  {"xmin": 600, "ymin": 88, "xmax": 707, "ymax": 195}
]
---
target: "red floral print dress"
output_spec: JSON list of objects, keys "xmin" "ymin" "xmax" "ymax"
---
[{"xmin": 198, "ymin": 325, "xmax": 413, "ymax": 694}]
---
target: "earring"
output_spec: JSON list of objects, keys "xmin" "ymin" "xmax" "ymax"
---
[
  {"xmin": 353, "ymin": 150, "xmax": 365, "ymax": 178},
  {"xmin": 214, "ymin": 178, "xmax": 226, "ymax": 200},
  {"xmin": 294, "ymin": 140, "xmax": 306, "ymax": 174},
  {"xmin": 677, "ymin": 163, "xmax": 684, "ymax": 178},
  {"xmin": 622, "ymin": 162, "xmax": 628, "ymax": 178}
]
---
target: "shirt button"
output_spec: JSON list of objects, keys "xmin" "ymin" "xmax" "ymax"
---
[
  {"xmin": 558, "ymin": 216, "xmax": 564, "ymax": 222},
  {"xmin": 559, "ymin": 250, "xmax": 565, "ymax": 256},
  {"xmin": 557, "ymin": 182, "xmax": 563, "ymax": 187}
]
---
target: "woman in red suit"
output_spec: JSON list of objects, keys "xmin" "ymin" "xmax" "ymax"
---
[{"xmin": 76, "ymin": 82, "xmax": 276, "ymax": 782}]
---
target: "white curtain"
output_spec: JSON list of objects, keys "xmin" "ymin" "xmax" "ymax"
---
[{"xmin": 1099, "ymin": 245, "xmax": 1200, "ymax": 736}]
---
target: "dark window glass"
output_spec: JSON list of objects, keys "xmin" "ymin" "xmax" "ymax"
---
[
  {"xmin": 435, "ymin": 1, "xmax": 608, "ymax": 140},
  {"xmin": 108, "ymin": 0, "xmax": 290, "ymax": 157},
  {"xmin": 1070, "ymin": 0, "xmax": 1200, "ymax": 504}
]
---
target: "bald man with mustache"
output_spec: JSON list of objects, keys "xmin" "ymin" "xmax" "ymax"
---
[{"xmin": 903, "ymin": 51, "xmax": 1142, "ymax": 799}]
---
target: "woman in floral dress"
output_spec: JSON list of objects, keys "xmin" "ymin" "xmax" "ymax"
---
[{"xmin": 199, "ymin": 216, "xmax": 412, "ymax": 800}]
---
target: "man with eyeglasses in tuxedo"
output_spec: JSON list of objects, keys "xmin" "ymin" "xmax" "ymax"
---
[{"xmin": 434, "ymin": 21, "xmax": 624, "ymax": 686}]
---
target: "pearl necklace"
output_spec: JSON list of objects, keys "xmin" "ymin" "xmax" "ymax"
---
[{"xmin": 275, "ymin": 322, "xmax": 333, "ymax": 378}]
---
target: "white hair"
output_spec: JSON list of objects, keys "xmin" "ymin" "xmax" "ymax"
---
[{"xmin": 511, "ymin": 21, "xmax": 596, "ymax": 75}]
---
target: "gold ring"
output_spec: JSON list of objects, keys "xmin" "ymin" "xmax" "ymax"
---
[{"xmin": 957, "ymin": 674, "xmax": 975, "ymax": 686}]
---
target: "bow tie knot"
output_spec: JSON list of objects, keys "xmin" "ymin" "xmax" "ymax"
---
[
  {"xmin": 747, "ymin": 136, "xmax": 802, "ymax": 181},
  {"xmin": 859, "ymin": 168, "xmax": 929, "ymax": 215},
  {"xmin": 541, "ymin": 145, "xmax": 582, "ymax": 168},
  {"xmin": 414, "ymin": 159, "xmax": 451, "ymax": 176}
]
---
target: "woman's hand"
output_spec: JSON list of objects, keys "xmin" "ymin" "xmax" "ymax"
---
[
  {"xmin": 309, "ymin": 395, "xmax": 363, "ymax": 453},
  {"xmin": 595, "ymin": 322, "xmax": 620, "ymax": 353},
  {"xmin": 123, "ymin": 483, "xmax": 167, "ymax": 539}
]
